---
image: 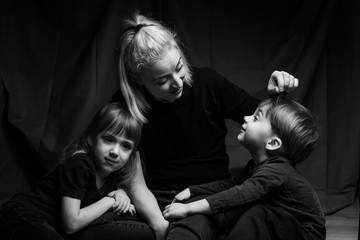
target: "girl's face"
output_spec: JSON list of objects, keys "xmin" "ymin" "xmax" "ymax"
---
[
  {"xmin": 91, "ymin": 131, "xmax": 135, "ymax": 177},
  {"xmin": 237, "ymin": 104, "xmax": 274, "ymax": 153},
  {"xmin": 140, "ymin": 47, "xmax": 186, "ymax": 103}
]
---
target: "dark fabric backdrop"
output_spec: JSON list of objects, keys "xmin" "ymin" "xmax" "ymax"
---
[{"xmin": 0, "ymin": 0, "xmax": 359, "ymax": 215}]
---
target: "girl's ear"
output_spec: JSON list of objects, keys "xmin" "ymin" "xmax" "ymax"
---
[
  {"xmin": 87, "ymin": 137, "xmax": 93, "ymax": 147},
  {"xmin": 265, "ymin": 137, "xmax": 282, "ymax": 151}
]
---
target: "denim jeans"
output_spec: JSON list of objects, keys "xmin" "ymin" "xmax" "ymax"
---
[
  {"xmin": 0, "ymin": 201, "xmax": 65, "ymax": 240},
  {"xmin": 221, "ymin": 205, "xmax": 307, "ymax": 240},
  {"xmin": 73, "ymin": 211, "xmax": 154, "ymax": 240},
  {"xmin": 0, "ymin": 201, "xmax": 154, "ymax": 240}
]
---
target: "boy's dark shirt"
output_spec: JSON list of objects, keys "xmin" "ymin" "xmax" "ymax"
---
[
  {"xmin": 113, "ymin": 67, "xmax": 260, "ymax": 190},
  {"xmin": 189, "ymin": 156, "xmax": 326, "ymax": 239}
]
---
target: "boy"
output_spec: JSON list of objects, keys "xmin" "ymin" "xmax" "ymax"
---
[{"xmin": 162, "ymin": 95, "xmax": 326, "ymax": 240}]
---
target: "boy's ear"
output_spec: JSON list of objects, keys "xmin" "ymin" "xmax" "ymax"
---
[{"xmin": 265, "ymin": 137, "xmax": 282, "ymax": 151}]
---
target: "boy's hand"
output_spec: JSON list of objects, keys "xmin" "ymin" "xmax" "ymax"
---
[
  {"xmin": 163, "ymin": 203, "xmax": 189, "ymax": 220},
  {"xmin": 267, "ymin": 70, "xmax": 299, "ymax": 95},
  {"xmin": 108, "ymin": 189, "xmax": 132, "ymax": 215},
  {"xmin": 172, "ymin": 188, "xmax": 191, "ymax": 203}
]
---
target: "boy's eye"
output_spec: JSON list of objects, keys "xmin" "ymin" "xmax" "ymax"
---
[{"xmin": 254, "ymin": 115, "xmax": 259, "ymax": 121}]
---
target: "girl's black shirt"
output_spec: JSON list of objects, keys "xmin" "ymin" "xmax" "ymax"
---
[{"xmin": 10, "ymin": 153, "xmax": 118, "ymax": 234}]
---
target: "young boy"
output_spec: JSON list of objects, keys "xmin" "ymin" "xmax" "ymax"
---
[{"xmin": 162, "ymin": 95, "xmax": 326, "ymax": 240}]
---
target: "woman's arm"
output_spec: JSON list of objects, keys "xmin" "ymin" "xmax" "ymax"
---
[
  {"xmin": 127, "ymin": 152, "xmax": 169, "ymax": 240},
  {"xmin": 61, "ymin": 195, "xmax": 115, "ymax": 234}
]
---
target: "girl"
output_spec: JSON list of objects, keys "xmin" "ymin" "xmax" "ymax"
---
[{"xmin": 0, "ymin": 102, "xmax": 154, "ymax": 240}]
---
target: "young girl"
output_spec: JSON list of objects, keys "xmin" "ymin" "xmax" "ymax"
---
[{"xmin": 0, "ymin": 102, "xmax": 155, "ymax": 240}]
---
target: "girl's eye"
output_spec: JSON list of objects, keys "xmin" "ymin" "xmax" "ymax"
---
[
  {"xmin": 102, "ymin": 136, "xmax": 114, "ymax": 143},
  {"xmin": 121, "ymin": 142, "xmax": 134, "ymax": 151}
]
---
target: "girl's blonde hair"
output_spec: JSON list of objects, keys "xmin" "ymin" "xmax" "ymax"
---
[
  {"xmin": 60, "ymin": 102, "xmax": 143, "ymax": 188},
  {"xmin": 117, "ymin": 10, "xmax": 192, "ymax": 122}
]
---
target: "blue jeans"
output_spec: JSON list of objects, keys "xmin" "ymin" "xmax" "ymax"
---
[
  {"xmin": 0, "ymin": 201, "xmax": 65, "ymax": 240},
  {"xmin": 218, "ymin": 205, "xmax": 307, "ymax": 240},
  {"xmin": 0, "ymin": 201, "xmax": 154, "ymax": 240},
  {"xmin": 75, "ymin": 190, "xmax": 215, "ymax": 240},
  {"xmin": 73, "ymin": 211, "xmax": 154, "ymax": 240}
]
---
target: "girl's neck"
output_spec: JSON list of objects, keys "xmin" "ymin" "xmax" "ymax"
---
[{"xmin": 96, "ymin": 174, "xmax": 106, "ymax": 189}]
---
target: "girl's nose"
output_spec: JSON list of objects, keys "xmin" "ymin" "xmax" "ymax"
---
[
  {"xmin": 109, "ymin": 151, "xmax": 118, "ymax": 159},
  {"xmin": 109, "ymin": 145, "xmax": 119, "ymax": 159}
]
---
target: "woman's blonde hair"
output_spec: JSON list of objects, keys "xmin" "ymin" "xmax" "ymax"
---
[{"xmin": 117, "ymin": 10, "xmax": 192, "ymax": 122}]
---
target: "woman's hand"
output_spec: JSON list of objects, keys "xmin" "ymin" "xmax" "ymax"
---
[
  {"xmin": 108, "ymin": 189, "xmax": 133, "ymax": 215},
  {"xmin": 267, "ymin": 70, "xmax": 299, "ymax": 95}
]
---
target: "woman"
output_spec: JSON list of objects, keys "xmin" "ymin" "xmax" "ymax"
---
[{"xmin": 112, "ymin": 10, "xmax": 299, "ymax": 240}]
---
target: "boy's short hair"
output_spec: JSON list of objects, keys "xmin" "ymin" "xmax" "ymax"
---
[{"xmin": 260, "ymin": 95, "xmax": 319, "ymax": 165}]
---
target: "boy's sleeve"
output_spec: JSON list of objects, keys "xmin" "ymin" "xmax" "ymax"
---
[
  {"xmin": 189, "ymin": 172, "xmax": 246, "ymax": 197},
  {"xmin": 205, "ymin": 162, "xmax": 288, "ymax": 214}
]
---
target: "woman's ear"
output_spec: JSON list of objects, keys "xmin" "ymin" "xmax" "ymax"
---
[{"xmin": 265, "ymin": 137, "xmax": 282, "ymax": 151}]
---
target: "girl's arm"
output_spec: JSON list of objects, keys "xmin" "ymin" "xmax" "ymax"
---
[
  {"xmin": 127, "ymin": 152, "xmax": 169, "ymax": 240},
  {"xmin": 61, "ymin": 195, "xmax": 115, "ymax": 234}
]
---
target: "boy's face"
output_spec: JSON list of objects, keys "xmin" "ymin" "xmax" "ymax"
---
[{"xmin": 237, "ymin": 104, "xmax": 274, "ymax": 153}]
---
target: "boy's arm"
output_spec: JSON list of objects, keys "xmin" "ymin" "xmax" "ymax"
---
[
  {"xmin": 61, "ymin": 195, "xmax": 115, "ymax": 234},
  {"xmin": 126, "ymin": 152, "xmax": 169, "ymax": 240},
  {"xmin": 205, "ymin": 162, "xmax": 287, "ymax": 214},
  {"xmin": 190, "ymin": 170, "xmax": 247, "ymax": 197},
  {"xmin": 163, "ymin": 199, "xmax": 211, "ymax": 220}
]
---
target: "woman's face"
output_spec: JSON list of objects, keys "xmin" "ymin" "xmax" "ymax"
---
[{"xmin": 140, "ymin": 47, "xmax": 186, "ymax": 103}]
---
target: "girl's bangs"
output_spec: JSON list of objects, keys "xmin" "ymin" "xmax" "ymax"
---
[{"xmin": 104, "ymin": 112, "xmax": 142, "ymax": 144}]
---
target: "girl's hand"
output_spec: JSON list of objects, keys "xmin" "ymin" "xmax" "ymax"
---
[
  {"xmin": 267, "ymin": 70, "xmax": 299, "ymax": 95},
  {"xmin": 128, "ymin": 204, "xmax": 137, "ymax": 215},
  {"xmin": 172, "ymin": 188, "xmax": 191, "ymax": 203},
  {"xmin": 163, "ymin": 203, "xmax": 189, "ymax": 220},
  {"xmin": 108, "ymin": 189, "xmax": 131, "ymax": 214}
]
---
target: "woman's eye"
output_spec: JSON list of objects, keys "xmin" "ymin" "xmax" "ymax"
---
[
  {"xmin": 176, "ymin": 64, "xmax": 183, "ymax": 72},
  {"xmin": 156, "ymin": 78, "xmax": 168, "ymax": 86}
]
